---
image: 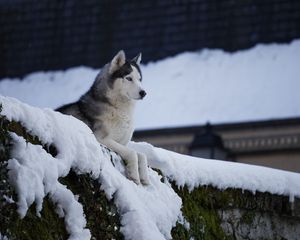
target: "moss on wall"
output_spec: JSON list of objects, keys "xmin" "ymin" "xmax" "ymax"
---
[
  {"xmin": 172, "ymin": 185, "xmax": 300, "ymax": 240},
  {"xmin": 171, "ymin": 186, "xmax": 233, "ymax": 240}
]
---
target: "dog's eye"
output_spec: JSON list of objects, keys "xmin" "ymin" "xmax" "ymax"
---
[{"xmin": 125, "ymin": 76, "xmax": 132, "ymax": 81}]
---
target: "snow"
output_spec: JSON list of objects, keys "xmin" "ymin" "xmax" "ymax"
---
[
  {"xmin": 1, "ymin": 96, "xmax": 181, "ymax": 240},
  {"xmin": 129, "ymin": 142, "xmax": 300, "ymax": 198},
  {"xmin": 99, "ymin": 145, "xmax": 182, "ymax": 240},
  {"xmin": 1, "ymin": 40, "xmax": 300, "ymax": 129},
  {"xmin": 8, "ymin": 135, "xmax": 91, "ymax": 239},
  {"xmin": 1, "ymin": 95, "xmax": 300, "ymax": 239}
]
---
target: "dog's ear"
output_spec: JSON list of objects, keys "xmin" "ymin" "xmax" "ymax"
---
[
  {"xmin": 109, "ymin": 50, "xmax": 126, "ymax": 74},
  {"xmin": 132, "ymin": 53, "xmax": 142, "ymax": 65}
]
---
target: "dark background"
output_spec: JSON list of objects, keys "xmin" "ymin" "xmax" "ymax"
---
[{"xmin": 1, "ymin": 0, "xmax": 300, "ymax": 79}]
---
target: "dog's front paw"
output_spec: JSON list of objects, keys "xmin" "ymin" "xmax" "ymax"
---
[
  {"xmin": 124, "ymin": 151, "xmax": 140, "ymax": 185},
  {"xmin": 137, "ymin": 153, "xmax": 150, "ymax": 186},
  {"xmin": 127, "ymin": 174, "xmax": 141, "ymax": 185},
  {"xmin": 140, "ymin": 178, "xmax": 150, "ymax": 186}
]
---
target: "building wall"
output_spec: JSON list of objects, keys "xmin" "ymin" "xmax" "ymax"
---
[
  {"xmin": 1, "ymin": 0, "xmax": 300, "ymax": 78},
  {"xmin": 237, "ymin": 151, "xmax": 300, "ymax": 172}
]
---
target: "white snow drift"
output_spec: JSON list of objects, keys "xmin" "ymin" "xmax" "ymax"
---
[
  {"xmin": 2, "ymin": 96, "xmax": 300, "ymax": 240},
  {"xmin": 0, "ymin": 40, "xmax": 300, "ymax": 129}
]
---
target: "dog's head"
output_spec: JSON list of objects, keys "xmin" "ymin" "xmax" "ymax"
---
[{"xmin": 108, "ymin": 50, "xmax": 146, "ymax": 101}]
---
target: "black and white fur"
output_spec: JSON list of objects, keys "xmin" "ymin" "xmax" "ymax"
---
[{"xmin": 57, "ymin": 50, "xmax": 150, "ymax": 185}]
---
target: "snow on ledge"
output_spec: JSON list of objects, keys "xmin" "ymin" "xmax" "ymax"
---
[
  {"xmin": 1, "ymin": 96, "xmax": 300, "ymax": 240},
  {"xmin": 130, "ymin": 142, "xmax": 300, "ymax": 199},
  {"xmin": 1, "ymin": 96, "xmax": 181, "ymax": 240}
]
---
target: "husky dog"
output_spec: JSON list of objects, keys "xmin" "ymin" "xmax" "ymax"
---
[{"xmin": 57, "ymin": 50, "xmax": 150, "ymax": 185}]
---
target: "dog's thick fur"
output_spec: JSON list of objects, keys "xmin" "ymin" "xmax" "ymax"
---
[{"xmin": 57, "ymin": 51, "xmax": 150, "ymax": 185}]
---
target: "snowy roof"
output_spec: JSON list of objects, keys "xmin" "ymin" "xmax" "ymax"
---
[{"xmin": 0, "ymin": 40, "xmax": 300, "ymax": 130}]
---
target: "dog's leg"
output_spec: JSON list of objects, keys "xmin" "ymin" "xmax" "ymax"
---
[
  {"xmin": 137, "ymin": 153, "xmax": 150, "ymax": 185},
  {"xmin": 100, "ymin": 138, "xmax": 140, "ymax": 184}
]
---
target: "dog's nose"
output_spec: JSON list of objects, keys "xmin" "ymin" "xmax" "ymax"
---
[{"xmin": 139, "ymin": 90, "xmax": 147, "ymax": 99}]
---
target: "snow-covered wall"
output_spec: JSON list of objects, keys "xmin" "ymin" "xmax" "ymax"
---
[{"xmin": 1, "ymin": 96, "xmax": 300, "ymax": 240}]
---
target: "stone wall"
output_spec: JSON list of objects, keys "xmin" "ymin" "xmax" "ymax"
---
[
  {"xmin": 172, "ymin": 186, "xmax": 300, "ymax": 240},
  {"xmin": 1, "ymin": 0, "xmax": 300, "ymax": 78}
]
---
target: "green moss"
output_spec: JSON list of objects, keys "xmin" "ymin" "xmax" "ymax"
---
[
  {"xmin": 171, "ymin": 183, "xmax": 297, "ymax": 240},
  {"xmin": 171, "ymin": 221, "xmax": 191, "ymax": 240},
  {"xmin": 172, "ymin": 186, "xmax": 232, "ymax": 240},
  {"xmin": 171, "ymin": 186, "xmax": 257, "ymax": 240},
  {"xmin": 3, "ymin": 200, "xmax": 68, "ymax": 240}
]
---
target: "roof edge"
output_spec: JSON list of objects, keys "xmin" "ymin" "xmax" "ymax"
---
[{"xmin": 133, "ymin": 117, "xmax": 300, "ymax": 138}]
